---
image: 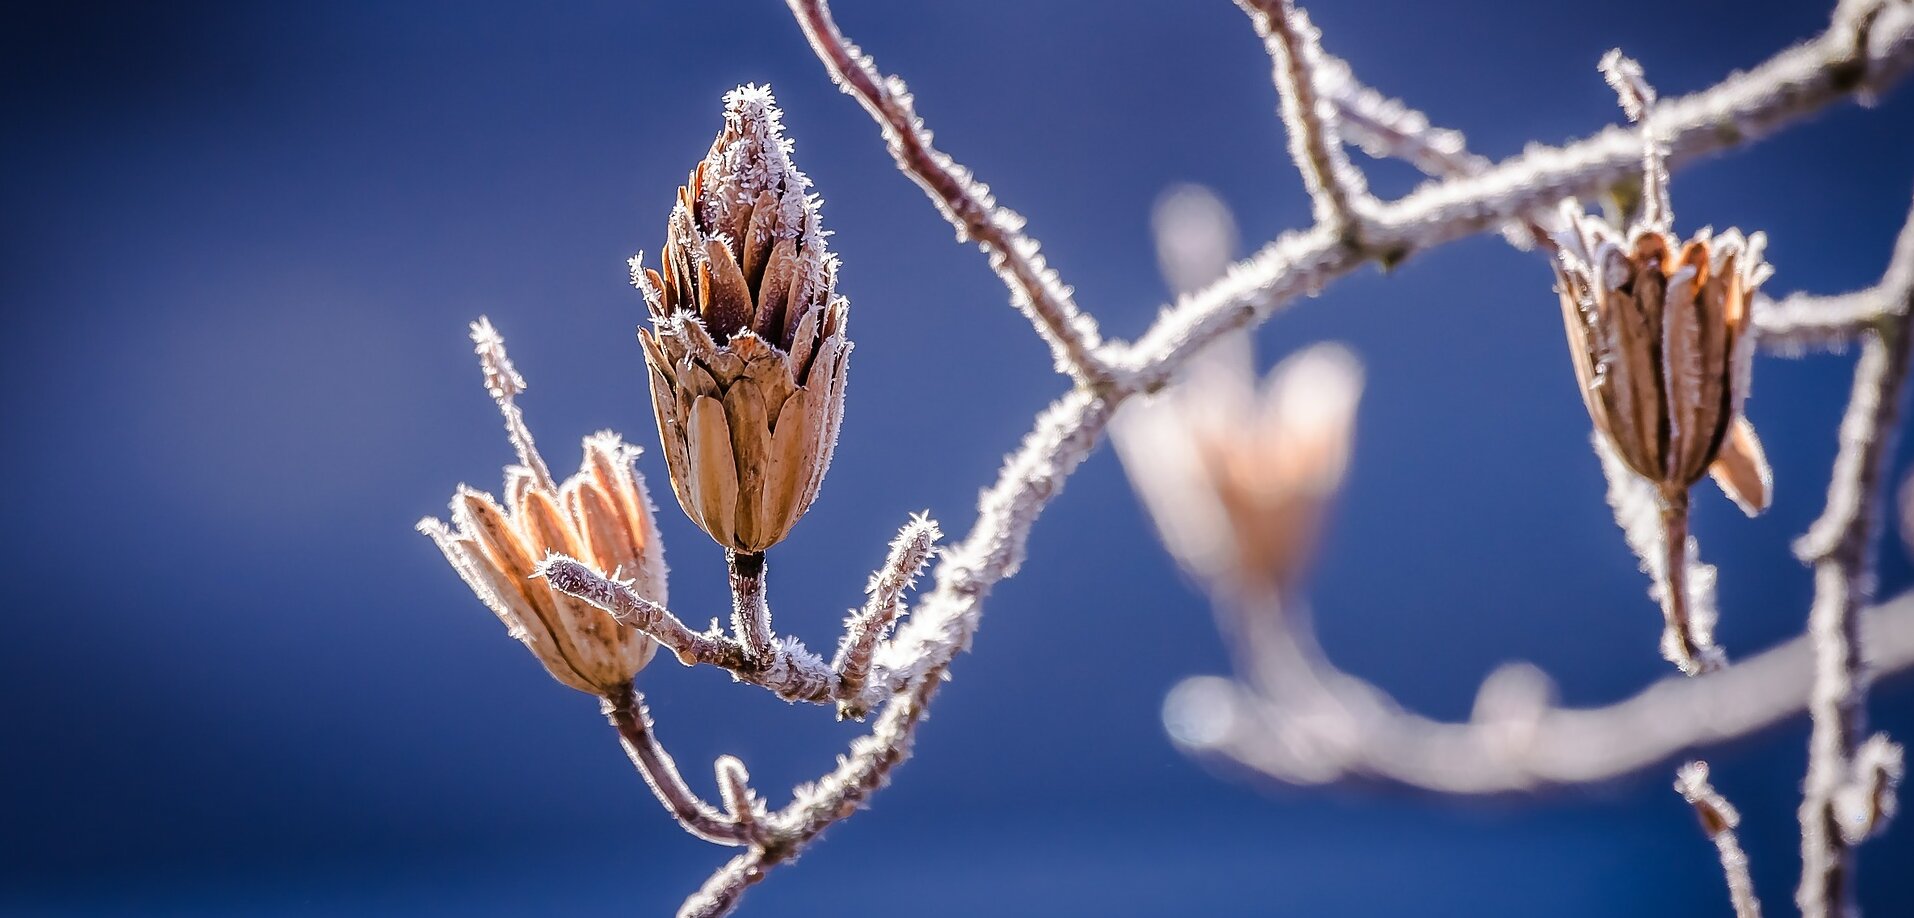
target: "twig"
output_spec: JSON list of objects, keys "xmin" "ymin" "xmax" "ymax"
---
[
  {"xmin": 541, "ymin": 557, "xmax": 840, "ymax": 704},
  {"xmin": 1793, "ymin": 262, "xmax": 1914, "ymax": 918},
  {"xmin": 1166, "ymin": 591, "xmax": 1914, "ymax": 794},
  {"xmin": 713, "ymin": 755, "xmax": 766, "ymax": 845},
  {"xmin": 603, "ymin": 684, "xmax": 745, "ymax": 846},
  {"xmin": 1237, "ymin": 0, "xmax": 1376, "ymax": 233},
  {"xmin": 834, "ymin": 514, "xmax": 940, "ymax": 718},
  {"xmin": 1675, "ymin": 761, "xmax": 1765, "ymax": 918},
  {"xmin": 783, "ymin": 0, "xmax": 1114, "ymax": 387},
  {"xmin": 1758, "ymin": 197, "xmax": 1914, "ymax": 351},
  {"xmin": 679, "ymin": 656, "xmax": 946, "ymax": 918}
]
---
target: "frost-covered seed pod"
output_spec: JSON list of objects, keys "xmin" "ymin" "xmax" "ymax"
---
[
  {"xmin": 421, "ymin": 321, "xmax": 665, "ymax": 695},
  {"xmin": 633, "ymin": 84, "xmax": 850, "ymax": 555},
  {"xmin": 1549, "ymin": 200, "xmax": 1774, "ymax": 513}
]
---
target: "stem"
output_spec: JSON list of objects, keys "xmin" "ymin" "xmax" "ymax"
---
[{"xmin": 1658, "ymin": 486, "xmax": 1710, "ymax": 674}]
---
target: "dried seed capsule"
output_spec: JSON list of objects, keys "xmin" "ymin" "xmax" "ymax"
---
[
  {"xmin": 1550, "ymin": 205, "xmax": 1774, "ymax": 514},
  {"xmin": 633, "ymin": 85, "xmax": 850, "ymax": 554},
  {"xmin": 420, "ymin": 320, "xmax": 664, "ymax": 695}
]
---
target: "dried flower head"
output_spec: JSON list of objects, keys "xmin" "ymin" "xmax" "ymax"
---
[
  {"xmin": 632, "ymin": 84, "xmax": 850, "ymax": 555},
  {"xmin": 1551, "ymin": 52, "xmax": 1775, "ymax": 514},
  {"xmin": 1113, "ymin": 340, "xmax": 1363, "ymax": 595},
  {"xmin": 1548, "ymin": 53, "xmax": 1776, "ymax": 675},
  {"xmin": 420, "ymin": 319, "xmax": 665, "ymax": 695}
]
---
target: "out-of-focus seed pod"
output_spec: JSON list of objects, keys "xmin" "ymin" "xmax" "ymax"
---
[{"xmin": 1113, "ymin": 342, "xmax": 1363, "ymax": 596}]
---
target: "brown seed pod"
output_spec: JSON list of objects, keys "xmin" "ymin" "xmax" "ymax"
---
[
  {"xmin": 632, "ymin": 85, "xmax": 850, "ymax": 554},
  {"xmin": 422, "ymin": 321, "xmax": 665, "ymax": 695}
]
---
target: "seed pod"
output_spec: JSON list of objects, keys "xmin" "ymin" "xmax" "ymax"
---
[
  {"xmin": 633, "ymin": 84, "xmax": 850, "ymax": 554},
  {"xmin": 1113, "ymin": 341, "xmax": 1363, "ymax": 596},
  {"xmin": 1551, "ymin": 205, "xmax": 1774, "ymax": 514},
  {"xmin": 421, "ymin": 320, "xmax": 664, "ymax": 695}
]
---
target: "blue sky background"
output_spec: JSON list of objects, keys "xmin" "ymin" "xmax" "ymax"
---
[{"xmin": 4, "ymin": 1, "xmax": 1913, "ymax": 915}]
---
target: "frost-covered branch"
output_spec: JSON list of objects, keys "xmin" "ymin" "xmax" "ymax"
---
[
  {"xmin": 679, "ymin": 653, "xmax": 946, "ymax": 918},
  {"xmin": 1757, "ymin": 196, "xmax": 1914, "ymax": 351},
  {"xmin": 1675, "ymin": 761, "xmax": 1765, "ymax": 918},
  {"xmin": 1165, "ymin": 590, "xmax": 1914, "ymax": 794},
  {"xmin": 541, "ymin": 557, "xmax": 839, "ymax": 704},
  {"xmin": 603, "ymin": 685, "xmax": 747, "ymax": 845},
  {"xmin": 1237, "ymin": 0, "xmax": 1377, "ymax": 233},
  {"xmin": 834, "ymin": 514, "xmax": 940, "ymax": 718},
  {"xmin": 782, "ymin": 0, "xmax": 1113, "ymax": 386},
  {"xmin": 1118, "ymin": 0, "xmax": 1914, "ymax": 384},
  {"xmin": 543, "ymin": 514, "xmax": 940, "ymax": 715},
  {"xmin": 1793, "ymin": 262, "xmax": 1914, "ymax": 918}
]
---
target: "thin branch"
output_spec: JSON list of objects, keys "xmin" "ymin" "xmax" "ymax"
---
[
  {"xmin": 602, "ymin": 685, "xmax": 745, "ymax": 846},
  {"xmin": 1757, "ymin": 196, "xmax": 1914, "ymax": 351},
  {"xmin": 1309, "ymin": 51, "xmax": 1545, "ymax": 248},
  {"xmin": 783, "ymin": 0, "xmax": 1114, "ymax": 387},
  {"xmin": 679, "ymin": 656, "xmax": 946, "ymax": 918},
  {"xmin": 1237, "ymin": 0, "xmax": 1376, "ymax": 232},
  {"xmin": 1794, "ymin": 306, "xmax": 1914, "ymax": 918},
  {"xmin": 1165, "ymin": 589, "xmax": 1914, "ymax": 794},
  {"xmin": 540, "ymin": 556, "xmax": 840, "ymax": 704},
  {"xmin": 1596, "ymin": 437, "xmax": 1725, "ymax": 675},
  {"xmin": 1675, "ymin": 761, "xmax": 1765, "ymax": 918},
  {"xmin": 469, "ymin": 316, "xmax": 556, "ymax": 490},
  {"xmin": 834, "ymin": 513, "xmax": 940, "ymax": 718}
]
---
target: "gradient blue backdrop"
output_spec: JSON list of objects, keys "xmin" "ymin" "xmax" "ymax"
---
[{"xmin": 4, "ymin": 1, "xmax": 1913, "ymax": 915}]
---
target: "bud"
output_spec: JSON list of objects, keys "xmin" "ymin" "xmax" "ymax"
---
[
  {"xmin": 420, "ymin": 320, "xmax": 665, "ymax": 695},
  {"xmin": 632, "ymin": 84, "xmax": 850, "ymax": 554},
  {"xmin": 1113, "ymin": 341, "xmax": 1363, "ymax": 595}
]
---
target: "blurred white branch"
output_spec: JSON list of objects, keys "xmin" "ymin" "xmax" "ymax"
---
[{"xmin": 1166, "ymin": 590, "xmax": 1914, "ymax": 794}]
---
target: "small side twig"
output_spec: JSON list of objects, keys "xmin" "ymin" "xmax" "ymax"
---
[
  {"xmin": 1237, "ymin": 0, "xmax": 1377, "ymax": 234},
  {"xmin": 834, "ymin": 513, "xmax": 940, "ymax": 718},
  {"xmin": 713, "ymin": 755, "xmax": 766, "ymax": 846},
  {"xmin": 783, "ymin": 0, "xmax": 1113, "ymax": 387},
  {"xmin": 1674, "ymin": 761, "xmax": 1764, "ymax": 918}
]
